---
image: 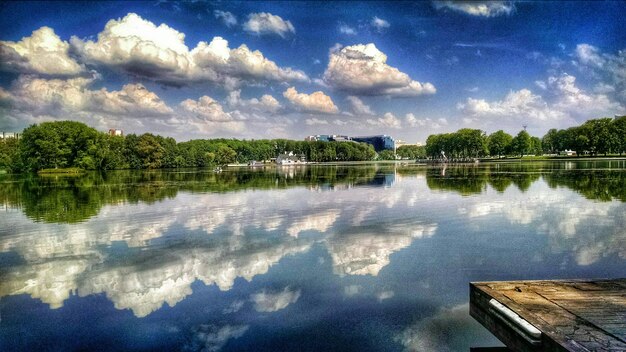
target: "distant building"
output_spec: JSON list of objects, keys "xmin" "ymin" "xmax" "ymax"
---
[
  {"xmin": 304, "ymin": 134, "xmax": 395, "ymax": 152},
  {"xmin": 560, "ymin": 149, "xmax": 577, "ymax": 156},
  {"xmin": 108, "ymin": 129, "xmax": 124, "ymax": 137},
  {"xmin": 351, "ymin": 135, "xmax": 395, "ymax": 152},
  {"xmin": 0, "ymin": 132, "xmax": 19, "ymax": 140},
  {"xmin": 276, "ymin": 151, "xmax": 306, "ymax": 165},
  {"xmin": 396, "ymin": 140, "xmax": 423, "ymax": 147},
  {"xmin": 305, "ymin": 134, "xmax": 350, "ymax": 142}
]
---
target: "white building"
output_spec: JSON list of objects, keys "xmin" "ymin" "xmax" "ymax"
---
[{"xmin": 276, "ymin": 151, "xmax": 306, "ymax": 165}]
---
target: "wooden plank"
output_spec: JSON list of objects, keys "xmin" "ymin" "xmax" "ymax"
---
[{"xmin": 470, "ymin": 279, "xmax": 626, "ymax": 352}]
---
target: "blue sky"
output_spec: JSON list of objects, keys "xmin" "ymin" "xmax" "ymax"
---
[{"xmin": 1, "ymin": 1, "xmax": 624, "ymax": 142}]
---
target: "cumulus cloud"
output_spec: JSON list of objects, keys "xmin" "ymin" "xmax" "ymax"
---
[
  {"xmin": 548, "ymin": 73, "xmax": 621, "ymax": 115},
  {"xmin": 371, "ymin": 17, "xmax": 390, "ymax": 31},
  {"xmin": 283, "ymin": 87, "xmax": 339, "ymax": 114},
  {"xmin": 405, "ymin": 113, "xmax": 448, "ymax": 129},
  {"xmin": 179, "ymin": 95, "xmax": 245, "ymax": 133},
  {"xmin": 226, "ymin": 90, "xmax": 281, "ymax": 113},
  {"xmin": 243, "ymin": 12, "xmax": 295, "ymax": 38},
  {"xmin": 367, "ymin": 112, "xmax": 402, "ymax": 129},
  {"xmin": 70, "ymin": 13, "xmax": 307, "ymax": 87},
  {"xmin": 3, "ymin": 74, "xmax": 172, "ymax": 118},
  {"xmin": 191, "ymin": 37, "xmax": 309, "ymax": 86},
  {"xmin": 180, "ymin": 96, "xmax": 233, "ymax": 122},
  {"xmin": 251, "ymin": 287, "xmax": 301, "ymax": 312},
  {"xmin": 458, "ymin": 88, "xmax": 566, "ymax": 121},
  {"xmin": 323, "ymin": 43, "xmax": 436, "ymax": 97},
  {"xmin": 457, "ymin": 70, "xmax": 625, "ymax": 127},
  {"xmin": 0, "ymin": 26, "xmax": 83, "ymax": 76},
  {"xmin": 214, "ymin": 10, "xmax": 237, "ymax": 28},
  {"xmin": 346, "ymin": 96, "xmax": 375, "ymax": 115},
  {"xmin": 434, "ymin": 1, "xmax": 515, "ymax": 17}
]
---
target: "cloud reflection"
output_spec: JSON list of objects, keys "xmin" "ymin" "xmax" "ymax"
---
[{"xmin": 0, "ymin": 173, "xmax": 438, "ymax": 317}]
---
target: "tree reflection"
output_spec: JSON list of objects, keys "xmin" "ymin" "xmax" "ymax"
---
[{"xmin": 0, "ymin": 165, "xmax": 380, "ymax": 224}]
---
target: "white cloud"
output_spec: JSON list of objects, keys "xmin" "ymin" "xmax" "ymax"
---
[
  {"xmin": 535, "ymin": 80, "xmax": 547, "ymax": 90},
  {"xmin": 338, "ymin": 23, "xmax": 357, "ymax": 35},
  {"xmin": 377, "ymin": 290, "xmax": 394, "ymax": 302},
  {"xmin": 367, "ymin": 112, "xmax": 402, "ymax": 129},
  {"xmin": 283, "ymin": 87, "xmax": 339, "ymax": 114},
  {"xmin": 305, "ymin": 118, "xmax": 329, "ymax": 125},
  {"xmin": 3, "ymin": 75, "xmax": 172, "ymax": 118},
  {"xmin": 405, "ymin": 113, "xmax": 447, "ymax": 129},
  {"xmin": 226, "ymin": 90, "xmax": 281, "ymax": 113},
  {"xmin": 346, "ymin": 96, "xmax": 375, "ymax": 115},
  {"xmin": 70, "ymin": 13, "xmax": 307, "ymax": 87},
  {"xmin": 180, "ymin": 95, "xmax": 233, "ymax": 122},
  {"xmin": 188, "ymin": 324, "xmax": 249, "ymax": 352},
  {"xmin": 243, "ymin": 12, "xmax": 295, "ymax": 38},
  {"xmin": 0, "ymin": 26, "xmax": 83, "ymax": 76},
  {"xmin": 395, "ymin": 304, "xmax": 498, "ymax": 352},
  {"xmin": 179, "ymin": 95, "xmax": 245, "ymax": 133},
  {"xmin": 323, "ymin": 43, "xmax": 436, "ymax": 97},
  {"xmin": 575, "ymin": 44, "xmax": 605, "ymax": 69},
  {"xmin": 251, "ymin": 287, "xmax": 301, "ymax": 312},
  {"xmin": 371, "ymin": 17, "xmax": 390, "ymax": 31},
  {"xmin": 434, "ymin": 1, "xmax": 515, "ymax": 17},
  {"xmin": 222, "ymin": 300, "xmax": 245, "ymax": 314},
  {"xmin": 458, "ymin": 72, "xmax": 624, "ymax": 129},
  {"xmin": 191, "ymin": 37, "xmax": 309, "ymax": 87},
  {"xmin": 214, "ymin": 10, "xmax": 237, "ymax": 28},
  {"xmin": 574, "ymin": 43, "xmax": 626, "ymax": 103},
  {"xmin": 458, "ymin": 88, "xmax": 565, "ymax": 121}
]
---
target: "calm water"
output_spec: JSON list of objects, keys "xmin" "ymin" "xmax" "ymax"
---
[{"xmin": 1, "ymin": 161, "xmax": 625, "ymax": 351}]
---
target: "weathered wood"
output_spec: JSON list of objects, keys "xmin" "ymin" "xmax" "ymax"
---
[{"xmin": 470, "ymin": 279, "xmax": 626, "ymax": 352}]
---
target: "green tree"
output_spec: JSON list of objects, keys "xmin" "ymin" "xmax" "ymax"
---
[
  {"xmin": 377, "ymin": 150, "xmax": 396, "ymax": 160},
  {"xmin": 215, "ymin": 144, "xmax": 237, "ymax": 165},
  {"xmin": 487, "ymin": 130, "xmax": 513, "ymax": 157},
  {"xmin": 541, "ymin": 128, "xmax": 558, "ymax": 154},
  {"xmin": 136, "ymin": 133, "xmax": 165, "ymax": 169},
  {"xmin": 510, "ymin": 130, "xmax": 532, "ymax": 156},
  {"xmin": 613, "ymin": 116, "xmax": 626, "ymax": 155}
]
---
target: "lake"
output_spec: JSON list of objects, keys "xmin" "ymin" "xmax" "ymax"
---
[{"xmin": 1, "ymin": 161, "xmax": 625, "ymax": 351}]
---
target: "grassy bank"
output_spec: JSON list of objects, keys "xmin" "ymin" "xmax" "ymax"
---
[
  {"xmin": 37, "ymin": 167, "xmax": 85, "ymax": 175},
  {"xmin": 480, "ymin": 155, "xmax": 626, "ymax": 162}
]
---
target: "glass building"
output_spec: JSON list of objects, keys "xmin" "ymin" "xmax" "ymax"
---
[{"xmin": 351, "ymin": 135, "xmax": 395, "ymax": 152}]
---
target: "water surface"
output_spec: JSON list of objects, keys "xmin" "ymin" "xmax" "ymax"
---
[{"xmin": 1, "ymin": 161, "xmax": 625, "ymax": 351}]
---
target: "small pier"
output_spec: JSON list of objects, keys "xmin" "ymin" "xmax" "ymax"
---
[{"xmin": 470, "ymin": 279, "xmax": 626, "ymax": 351}]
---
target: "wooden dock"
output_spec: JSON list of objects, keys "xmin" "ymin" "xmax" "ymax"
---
[{"xmin": 470, "ymin": 279, "xmax": 626, "ymax": 351}]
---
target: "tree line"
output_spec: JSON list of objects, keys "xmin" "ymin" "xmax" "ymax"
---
[
  {"xmin": 0, "ymin": 121, "xmax": 378, "ymax": 172},
  {"xmin": 1, "ymin": 116, "xmax": 624, "ymax": 172},
  {"xmin": 425, "ymin": 116, "xmax": 626, "ymax": 159}
]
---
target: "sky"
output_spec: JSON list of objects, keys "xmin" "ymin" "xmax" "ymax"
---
[{"xmin": 0, "ymin": 1, "xmax": 624, "ymax": 142}]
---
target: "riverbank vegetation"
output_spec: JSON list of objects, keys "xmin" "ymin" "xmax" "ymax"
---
[
  {"xmin": 1, "ymin": 121, "xmax": 376, "ymax": 172},
  {"xmin": 0, "ymin": 116, "xmax": 624, "ymax": 172},
  {"xmin": 425, "ymin": 116, "xmax": 625, "ymax": 159}
]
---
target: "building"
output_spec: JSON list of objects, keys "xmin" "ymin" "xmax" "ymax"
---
[
  {"xmin": 304, "ymin": 134, "xmax": 395, "ymax": 152},
  {"xmin": 351, "ymin": 135, "xmax": 395, "ymax": 152},
  {"xmin": 276, "ymin": 151, "xmax": 306, "ymax": 165},
  {"xmin": 108, "ymin": 129, "xmax": 124, "ymax": 137},
  {"xmin": 0, "ymin": 132, "xmax": 19, "ymax": 140},
  {"xmin": 305, "ymin": 134, "xmax": 350, "ymax": 142}
]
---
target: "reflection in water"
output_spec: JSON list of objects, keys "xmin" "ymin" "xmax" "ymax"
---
[
  {"xmin": 251, "ymin": 287, "xmax": 301, "ymax": 312},
  {"xmin": 1, "ymin": 161, "xmax": 625, "ymax": 351},
  {"xmin": 395, "ymin": 304, "xmax": 500, "ymax": 352}
]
